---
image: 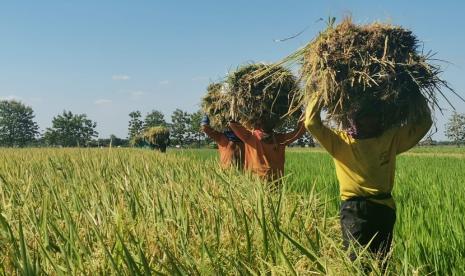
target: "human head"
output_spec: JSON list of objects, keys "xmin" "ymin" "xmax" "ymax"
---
[{"xmin": 347, "ymin": 103, "xmax": 384, "ymax": 139}]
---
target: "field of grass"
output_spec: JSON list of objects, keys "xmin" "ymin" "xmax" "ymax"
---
[{"xmin": 0, "ymin": 147, "xmax": 463, "ymax": 275}]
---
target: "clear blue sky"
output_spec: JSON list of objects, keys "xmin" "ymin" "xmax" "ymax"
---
[{"xmin": 1, "ymin": 0, "xmax": 464, "ymax": 140}]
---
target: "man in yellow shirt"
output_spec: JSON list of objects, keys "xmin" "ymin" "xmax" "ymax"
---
[{"xmin": 305, "ymin": 95, "xmax": 432, "ymax": 262}]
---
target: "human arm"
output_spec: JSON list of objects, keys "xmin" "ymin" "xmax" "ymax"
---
[
  {"xmin": 281, "ymin": 120, "xmax": 307, "ymax": 146},
  {"xmin": 228, "ymin": 121, "xmax": 253, "ymax": 143},
  {"xmin": 202, "ymin": 125, "xmax": 228, "ymax": 146},
  {"xmin": 200, "ymin": 115, "xmax": 228, "ymax": 145},
  {"xmin": 304, "ymin": 95, "xmax": 344, "ymax": 155},
  {"xmin": 395, "ymin": 96, "xmax": 433, "ymax": 154}
]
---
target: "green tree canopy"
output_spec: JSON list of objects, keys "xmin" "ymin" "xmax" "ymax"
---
[
  {"xmin": 445, "ymin": 111, "xmax": 465, "ymax": 146},
  {"xmin": 44, "ymin": 111, "xmax": 98, "ymax": 147},
  {"xmin": 128, "ymin": 111, "xmax": 144, "ymax": 140},
  {"xmin": 170, "ymin": 109, "xmax": 191, "ymax": 146},
  {"xmin": 144, "ymin": 110, "xmax": 167, "ymax": 128},
  {"xmin": 0, "ymin": 100, "xmax": 39, "ymax": 147},
  {"xmin": 189, "ymin": 110, "xmax": 204, "ymax": 148}
]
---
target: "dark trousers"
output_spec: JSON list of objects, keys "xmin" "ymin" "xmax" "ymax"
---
[{"xmin": 340, "ymin": 199, "xmax": 396, "ymax": 261}]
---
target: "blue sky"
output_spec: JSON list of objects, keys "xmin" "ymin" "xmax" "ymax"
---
[{"xmin": 1, "ymin": 1, "xmax": 464, "ymax": 140}]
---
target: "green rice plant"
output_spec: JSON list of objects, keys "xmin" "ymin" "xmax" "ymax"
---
[{"xmin": 0, "ymin": 148, "xmax": 463, "ymax": 275}]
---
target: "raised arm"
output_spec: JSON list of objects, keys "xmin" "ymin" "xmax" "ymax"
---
[
  {"xmin": 281, "ymin": 120, "xmax": 307, "ymax": 146},
  {"xmin": 229, "ymin": 121, "xmax": 253, "ymax": 143},
  {"xmin": 305, "ymin": 95, "xmax": 344, "ymax": 156},
  {"xmin": 395, "ymin": 96, "xmax": 433, "ymax": 154},
  {"xmin": 202, "ymin": 125, "xmax": 228, "ymax": 146},
  {"xmin": 201, "ymin": 115, "xmax": 228, "ymax": 146}
]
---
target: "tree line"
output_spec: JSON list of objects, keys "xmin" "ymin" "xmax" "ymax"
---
[
  {"xmin": 127, "ymin": 109, "xmax": 207, "ymax": 147},
  {"xmin": 0, "ymin": 100, "xmax": 209, "ymax": 148},
  {"xmin": 1, "ymin": 99, "xmax": 464, "ymax": 148}
]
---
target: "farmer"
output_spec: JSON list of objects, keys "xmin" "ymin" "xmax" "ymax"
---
[
  {"xmin": 201, "ymin": 115, "xmax": 245, "ymax": 169},
  {"xmin": 154, "ymin": 137, "xmax": 169, "ymax": 153},
  {"xmin": 305, "ymin": 94, "xmax": 432, "ymax": 262},
  {"xmin": 228, "ymin": 119, "xmax": 306, "ymax": 185}
]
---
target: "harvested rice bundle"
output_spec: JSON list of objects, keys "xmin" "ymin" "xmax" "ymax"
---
[
  {"xmin": 299, "ymin": 18, "xmax": 460, "ymax": 129},
  {"xmin": 227, "ymin": 63, "xmax": 299, "ymax": 131},
  {"xmin": 129, "ymin": 134, "xmax": 146, "ymax": 147},
  {"xmin": 201, "ymin": 82, "xmax": 231, "ymax": 131},
  {"xmin": 143, "ymin": 126, "xmax": 170, "ymax": 146}
]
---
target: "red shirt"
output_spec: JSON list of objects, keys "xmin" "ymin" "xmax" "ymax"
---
[
  {"xmin": 229, "ymin": 122, "xmax": 306, "ymax": 181},
  {"xmin": 202, "ymin": 125, "xmax": 245, "ymax": 169}
]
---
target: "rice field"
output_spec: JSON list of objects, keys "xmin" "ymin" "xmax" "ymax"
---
[{"xmin": 0, "ymin": 147, "xmax": 464, "ymax": 275}]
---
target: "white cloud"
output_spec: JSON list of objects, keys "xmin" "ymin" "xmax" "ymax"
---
[
  {"xmin": 112, "ymin": 74, "xmax": 131, "ymax": 81},
  {"xmin": 94, "ymin": 99, "xmax": 113, "ymax": 105},
  {"xmin": 159, "ymin": 80, "xmax": 170, "ymax": 85}
]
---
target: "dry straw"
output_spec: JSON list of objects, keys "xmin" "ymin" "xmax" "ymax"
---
[
  {"xmin": 226, "ymin": 63, "xmax": 299, "ymax": 131},
  {"xmin": 265, "ymin": 18, "xmax": 463, "ymax": 129},
  {"xmin": 129, "ymin": 134, "xmax": 145, "ymax": 147},
  {"xmin": 201, "ymin": 82, "xmax": 231, "ymax": 131},
  {"xmin": 143, "ymin": 126, "xmax": 170, "ymax": 146}
]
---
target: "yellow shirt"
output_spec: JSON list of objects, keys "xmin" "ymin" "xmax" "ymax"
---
[{"xmin": 305, "ymin": 96, "xmax": 432, "ymax": 209}]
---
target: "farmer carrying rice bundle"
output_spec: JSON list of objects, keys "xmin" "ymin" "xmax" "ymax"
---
[
  {"xmin": 129, "ymin": 135, "xmax": 147, "ymax": 148},
  {"xmin": 201, "ymin": 83, "xmax": 244, "ymax": 169},
  {"xmin": 142, "ymin": 126, "xmax": 170, "ymax": 153},
  {"xmin": 226, "ymin": 64, "xmax": 306, "ymax": 185},
  {"xmin": 299, "ymin": 18, "xmax": 461, "ymax": 267}
]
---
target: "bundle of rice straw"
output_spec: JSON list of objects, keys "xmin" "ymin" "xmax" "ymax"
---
[
  {"xmin": 227, "ymin": 63, "xmax": 299, "ymax": 131},
  {"xmin": 143, "ymin": 126, "xmax": 170, "ymax": 146},
  {"xmin": 129, "ymin": 135, "xmax": 145, "ymax": 147},
  {"xmin": 297, "ymin": 18, "xmax": 464, "ymax": 129},
  {"xmin": 201, "ymin": 82, "xmax": 231, "ymax": 131}
]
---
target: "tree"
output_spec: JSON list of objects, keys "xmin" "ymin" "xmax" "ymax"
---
[
  {"xmin": 297, "ymin": 133, "xmax": 315, "ymax": 147},
  {"xmin": 189, "ymin": 110, "xmax": 204, "ymax": 148},
  {"xmin": 0, "ymin": 100, "xmax": 39, "ymax": 147},
  {"xmin": 109, "ymin": 134, "xmax": 128, "ymax": 147},
  {"xmin": 44, "ymin": 111, "xmax": 98, "ymax": 147},
  {"xmin": 128, "ymin": 111, "xmax": 144, "ymax": 140},
  {"xmin": 144, "ymin": 110, "xmax": 167, "ymax": 128},
  {"xmin": 170, "ymin": 109, "xmax": 191, "ymax": 146},
  {"xmin": 87, "ymin": 134, "xmax": 129, "ymax": 147},
  {"xmin": 445, "ymin": 111, "xmax": 465, "ymax": 146},
  {"xmin": 88, "ymin": 135, "xmax": 128, "ymax": 147}
]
